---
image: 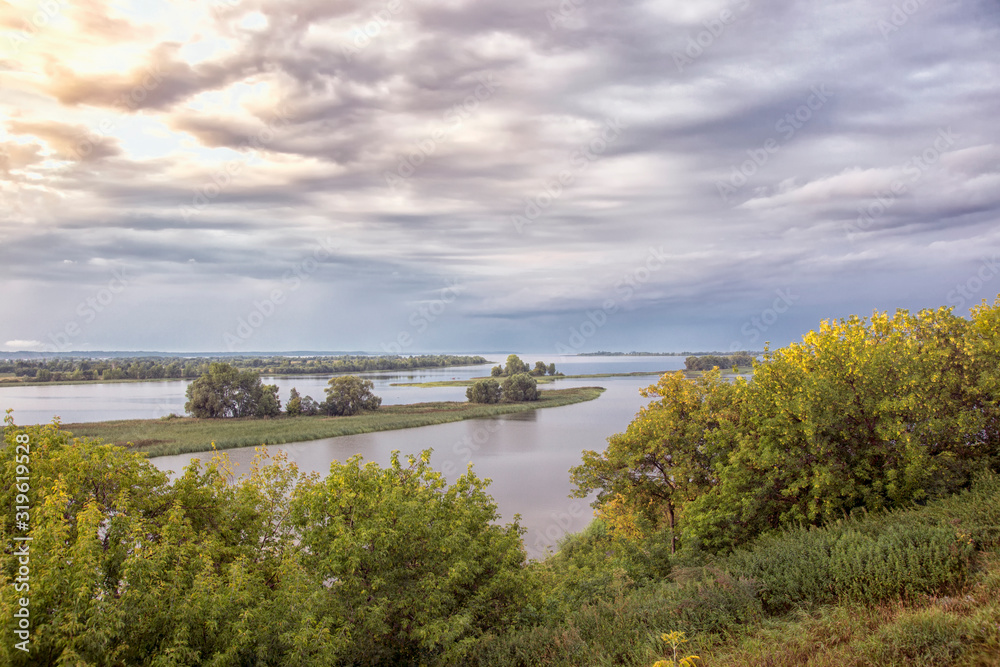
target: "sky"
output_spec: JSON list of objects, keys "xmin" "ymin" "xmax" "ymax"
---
[{"xmin": 1, "ymin": 0, "xmax": 998, "ymax": 355}]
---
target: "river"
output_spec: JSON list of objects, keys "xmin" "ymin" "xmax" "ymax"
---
[{"xmin": 1, "ymin": 354, "xmax": 687, "ymax": 557}]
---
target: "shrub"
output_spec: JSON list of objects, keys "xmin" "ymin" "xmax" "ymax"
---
[
  {"xmin": 467, "ymin": 378, "xmax": 502, "ymax": 404},
  {"xmin": 501, "ymin": 373, "xmax": 539, "ymax": 402},
  {"xmin": 723, "ymin": 519, "xmax": 977, "ymax": 613}
]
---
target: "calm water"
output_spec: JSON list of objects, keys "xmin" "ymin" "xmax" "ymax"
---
[
  {"xmin": 0, "ymin": 354, "xmax": 684, "ymax": 424},
  {"xmin": 1, "ymin": 354, "xmax": 686, "ymax": 557}
]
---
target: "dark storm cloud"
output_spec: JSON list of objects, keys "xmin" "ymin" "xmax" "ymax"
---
[{"xmin": 2, "ymin": 0, "xmax": 999, "ymax": 351}]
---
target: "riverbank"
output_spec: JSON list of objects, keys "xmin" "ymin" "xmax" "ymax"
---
[{"xmin": 61, "ymin": 386, "xmax": 605, "ymax": 458}]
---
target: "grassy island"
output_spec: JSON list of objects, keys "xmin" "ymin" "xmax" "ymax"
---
[{"xmin": 61, "ymin": 386, "xmax": 605, "ymax": 458}]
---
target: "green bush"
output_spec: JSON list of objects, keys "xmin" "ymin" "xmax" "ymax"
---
[
  {"xmin": 467, "ymin": 378, "xmax": 502, "ymax": 404},
  {"xmin": 501, "ymin": 373, "xmax": 539, "ymax": 402},
  {"xmin": 723, "ymin": 510, "xmax": 980, "ymax": 613}
]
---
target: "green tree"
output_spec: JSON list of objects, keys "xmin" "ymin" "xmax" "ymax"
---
[
  {"xmin": 500, "ymin": 373, "xmax": 539, "ymax": 402},
  {"xmin": 466, "ymin": 378, "xmax": 502, "ymax": 404},
  {"xmin": 547, "ymin": 362, "xmax": 557, "ymax": 376},
  {"xmin": 289, "ymin": 450, "xmax": 529, "ymax": 665},
  {"xmin": 323, "ymin": 375, "xmax": 382, "ymax": 416},
  {"xmin": 686, "ymin": 306, "xmax": 1000, "ymax": 552},
  {"xmin": 571, "ymin": 370, "xmax": 738, "ymax": 553},
  {"xmin": 491, "ymin": 365, "xmax": 504, "ymax": 377},
  {"xmin": 184, "ymin": 362, "xmax": 275, "ymax": 418},
  {"xmin": 256, "ymin": 383, "xmax": 281, "ymax": 417},
  {"xmin": 286, "ymin": 387, "xmax": 302, "ymax": 416},
  {"xmin": 531, "ymin": 361, "xmax": 548, "ymax": 376},
  {"xmin": 300, "ymin": 395, "xmax": 321, "ymax": 416},
  {"xmin": 504, "ymin": 354, "xmax": 529, "ymax": 376}
]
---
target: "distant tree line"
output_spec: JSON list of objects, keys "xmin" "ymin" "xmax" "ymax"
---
[
  {"xmin": 0, "ymin": 355, "xmax": 489, "ymax": 383},
  {"xmin": 683, "ymin": 353, "xmax": 755, "ymax": 371}
]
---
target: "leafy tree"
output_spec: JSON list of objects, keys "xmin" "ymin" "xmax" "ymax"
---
[
  {"xmin": 491, "ymin": 365, "xmax": 504, "ymax": 377},
  {"xmin": 300, "ymin": 395, "xmax": 321, "ymax": 416},
  {"xmin": 289, "ymin": 450, "xmax": 529, "ymax": 665},
  {"xmin": 500, "ymin": 373, "xmax": 539, "ymax": 402},
  {"xmin": 184, "ymin": 362, "xmax": 275, "ymax": 418},
  {"xmin": 547, "ymin": 362, "xmax": 557, "ymax": 376},
  {"xmin": 531, "ymin": 361, "xmax": 548, "ymax": 376},
  {"xmin": 467, "ymin": 378, "xmax": 502, "ymax": 404},
  {"xmin": 256, "ymin": 383, "xmax": 281, "ymax": 417},
  {"xmin": 0, "ymin": 417, "xmax": 531, "ymax": 666},
  {"xmin": 573, "ymin": 302, "xmax": 1000, "ymax": 555},
  {"xmin": 323, "ymin": 375, "xmax": 382, "ymax": 416},
  {"xmin": 504, "ymin": 354, "xmax": 530, "ymax": 376},
  {"xmin": 286, "ymin": 387, "xmax": 302, "ymax": 416},
  {"xmin": 571, "ymin": 370, "xmax": 738, "ymax": 553}
]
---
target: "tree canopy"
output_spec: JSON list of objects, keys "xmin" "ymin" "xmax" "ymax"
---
[
  {"xmin": 573, "ymin": 301, "xmax": 1000, "ymax": 555},
  {"xmin": 323, "ymin": 375, "xmax": 382, "ymax": 416},
  {"xmin": 500, "ymin": 373, "xmax": 539, "ymax": 402},
  {"xmin": 184, "ymin": 362, "xmax": 280, "ymax": 418},
  {"xmin": 0, "ymin": 416, "xmax": 527, "ymax": 666},
  {"xmin": 466, "ymin": 378, "xmax": 502, "ymax": 404}
]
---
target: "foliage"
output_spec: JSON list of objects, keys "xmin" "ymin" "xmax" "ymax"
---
[
  {"xmin": 467, "ymin": 378, "xmax": 502, "ymax": 404},
  {"xmin": 653, "ymin": 631, "xmax": 700, "ymax": 667},
  {"xmin": 290, "ymin": 450, "xmax": 530, "ymax": 665},
  {"xmin": 300, "ymin": 394, "xmax": 321, "ymax": 416},
  {"xmin": 501, "ymin": 373, "xmax": 540, "ymax": 402},
  {"xmin": 285, "ymin": 387, "xmax": 302, "ymax": 415},
  {"xmin": 571, "ymin": 370, "xmax": 738, "ymax": 552},
  {"xmin": 504, "ymin": 354, "xmax": 531, "ymax": 376},
  {"xmin": 722, "ymin": 522, "xmax": 976, "ymax": 613},
  {"xmin": 0, "ymin": 417, "xmax": 528, "ymax": 666},
  {"xmin": 322, "ymin": 375, "xmax": 382, "ymax": 416},
  {"xmin": 683, "ymin": 353, "xmax": 754, "ymax": 371},
  {"xmin": 575, "ymin": 301, "xmax": 1000, "ymax": 555},
  {"xmin": 486, "ymin": 355, "xmax": 555, "ymax": 378},
  {"xmin": 474, "ymin": 471, "xmax": 1000, "ymax": 667},
  {"xmin": 184, "ymin": 362, "xmax": 281, "ymax": 418}
]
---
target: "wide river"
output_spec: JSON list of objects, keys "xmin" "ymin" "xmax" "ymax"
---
[{"xmin": 1, "ymin": 354, "xmax": 687, "ymax": 557}]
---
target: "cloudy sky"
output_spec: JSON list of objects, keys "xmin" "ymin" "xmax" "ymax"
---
[{"xmin": 1, "ymin": 0, "xmax": 998, "ymax": 354}]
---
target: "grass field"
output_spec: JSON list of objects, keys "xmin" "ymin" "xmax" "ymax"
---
[{"xmin": 60, "ymin": 386, "xmax": 605, "ymax": 458}]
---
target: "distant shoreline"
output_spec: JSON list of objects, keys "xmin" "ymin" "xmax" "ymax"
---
[
  {"xmin": 577, "ymin": 350, "xmax": 762, "ymax": 356},
  {"xmin": 0, "ymin": 362, "xmax": 496, "ymax": 389}
]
